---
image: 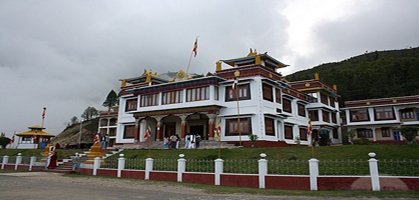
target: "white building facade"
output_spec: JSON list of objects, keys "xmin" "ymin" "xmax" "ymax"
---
[{"xmin": 111, "ymin": 52, "xmax": 342, "ymax": 147}]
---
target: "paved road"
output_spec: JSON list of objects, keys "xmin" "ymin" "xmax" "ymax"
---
[{"xmin": 0, "ymin": 172, "xmax": 412, "ymax": 200}]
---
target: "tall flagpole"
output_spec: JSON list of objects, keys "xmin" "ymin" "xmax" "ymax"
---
[
  {"xmin": 41, "ymin": 107, "xmax": 46, "ymax": 128},
  {"xmin": 185, "ymin": 36, "xmax": 198, "ymax": 79}
]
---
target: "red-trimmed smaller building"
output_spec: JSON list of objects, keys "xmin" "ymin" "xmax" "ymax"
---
[{"xmin": 343, "ymin": 95, "xmax": 419, "ymax": 142}]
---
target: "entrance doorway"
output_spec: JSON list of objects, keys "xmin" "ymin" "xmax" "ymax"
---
[
  {"xmin": 189, "ymin": 125, "xmax": 204, "ymax": 138},
  {"xmin": 165, "ymin": 123, "xmax": 176, "ymax": 137}
]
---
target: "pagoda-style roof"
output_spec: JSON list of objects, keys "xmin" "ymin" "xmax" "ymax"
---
[
  {"xmin": 221, "ymin": 52, "xmax": 288, "ymax": 69},
  {"xmin": 16, "ymin": 124, "xmax": 54, "ymax": 137}
]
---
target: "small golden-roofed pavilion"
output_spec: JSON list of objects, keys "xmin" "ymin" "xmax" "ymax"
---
[{"xmin": 15, "ymin": 125, "xmax": 55, "ymax": 149}]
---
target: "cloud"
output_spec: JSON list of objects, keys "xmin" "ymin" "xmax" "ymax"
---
[{"xmin": 0, "ymin": 0, "xmax": 288, "ymax": 136}]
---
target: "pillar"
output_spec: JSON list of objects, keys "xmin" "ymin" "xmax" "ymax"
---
[
  {"xmin": 117, "ymin": 154, "xmax": 125, "ymax": 178},
  {"xmin": 368, "ymin": 152, "xmax": 380, "ymax": 191},
  {"xmin": 214, "ymin": 158, "xmax": 223, "ymax": 185},
  {"xmin": 177, "ymin": 154, "xmax": 186, "ymax": 182},
  {"xmin": 134, "ymin": 118, "xmax": 140, "ymax": 143},
  {"xmin": 372, "ymin": 128, "xmax": 377, "ymax": 142},
  {"xmin": 145, "ymin": 158, "xmax": 154, "ymax": 180},
  {"xmin": 15, "ymin": 153, "xmax": 22, "ymax": 171},
  {"xmin": 309, "ymin": 158, "xmax": 319, "ymax": 191},
  {"xmin": 180, "ymin": 115, "xmax": 187, "ymax": 139},
  {"xmin": 93, "ymin": 157, "xmax": 101, "ymax": 176},
  {"xmin": 258, "ymin": 153, "xmax": 268, "ymax": 189},
  {"xmin": 29, "ymin": 156, "xmax": 36, "ymax": 171},
  {"xmin": 1, "ymin": 155, "xmax": 9, "ymax": 169},
  {"xmin": 208, "ymin": 114, "xmax": 216, "ymax": 140},
  {"xmin": 155, "ymin": 117, "xmax": 163, "ymax": 141}
]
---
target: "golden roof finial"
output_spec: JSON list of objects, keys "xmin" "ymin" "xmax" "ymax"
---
[
  {"xmin": 247, "ymin": 48, "xmax": 258, "ymax": 57},
  {"xmin": 314, "ymin": 72, "xmax": 320, "ymax": 80}
]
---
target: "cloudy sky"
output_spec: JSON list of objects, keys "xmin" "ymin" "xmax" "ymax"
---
[{"xmin": 1, "ymin": 0, "xmax": 419, "ymax": 137}]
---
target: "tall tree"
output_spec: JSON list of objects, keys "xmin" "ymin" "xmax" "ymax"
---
[
  {"xmin": 103, "ymin": 90, "xmax": 119, "ymax": 111},
  {"xmin": 81, "ymin": 106, "xmax": 99, "ymax": 120}
]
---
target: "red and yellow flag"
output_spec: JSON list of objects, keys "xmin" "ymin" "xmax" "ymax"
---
[
  {"xmin": 41, "ymin": 107, "xmax": 46, "ymax": 119},
  {"xmin": 192, "ymin": 37, "xmax": 198, "ymax": 57}
]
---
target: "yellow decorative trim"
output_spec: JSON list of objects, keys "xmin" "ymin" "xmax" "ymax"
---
[
  {"xmin": 314, "ymin": 72, "xmax": 320, "ymax": 80},
  {"xmin": 216, "ymin": 61, "xmax": 222, "ymax": 72},
  {"xmin": 255, "ymin": 54, "xmax": 261, "ymax": 65},
  {"xmin": 121, "ymin": 79, "xmax": 126, "ymax": 88}
]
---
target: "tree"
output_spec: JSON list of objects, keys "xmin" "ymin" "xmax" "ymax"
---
[
  {"xmin": 70, "ymin": 116, "xmax": 79, "ymax": 125},
  {"xmin": 102, "ymin": 90, "xmax": 119, "ymax": 112},
  {"xmin": 400, "ymin": 126, "xmax": 418, "ymax": 144},
  {"xmin": 0, "ymin": 134, "xmax": 11, "ymax": 149},
  {"xmin": 81, "ymin": 106, "xmax": 99, "ymax": 120}
]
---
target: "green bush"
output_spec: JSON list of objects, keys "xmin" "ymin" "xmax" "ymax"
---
[
  {"xmin": 352, "ymin": 138, "xmax": 370, "ymax": 145},
  {"xmin": 400, "ymin": 126, "xmax": 418, "ymax": 144}
]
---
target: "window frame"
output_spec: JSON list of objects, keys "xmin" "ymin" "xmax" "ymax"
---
[
  {"xmin": 225, "ymin": 83, "xmax": 251, "ymax": 102},
  {"xmin": 350, "ymin": 108, "xmax": 370, "ymax": 122},
  {"xmin": 264, "ymin": 117, "xmax": 275, "ymax": 136},
  {"xmin": 374, "ymin": 107, "xmax": 395, "ymax": 121},
  {"xmin": 282, "ymin": 98, "xmax": 292, "ymax": 113},
  {"xmin": 299, "ymin": 127, "xmax": 307, "ymax": 141},
  {"xmin": 123, "ymin": 124, "xmax": 136, "ymax": 139},
  {"xmin": 284, "ymin": 124, "xmax": 293, "ymax": 139},
  {"xmin": 225, "ymin": 117, "xmax": 252, "ymax": 136},
  {"xmin": 125, "ymin": 98, "xmax": 138, "ymax": 112},
  {"xmin": 262, "ymin": 83, "xmax": 273, "ymax": 102},
  {"xmin": 298, "ymin": 103, "xmax": 306, "ymax": 117}
]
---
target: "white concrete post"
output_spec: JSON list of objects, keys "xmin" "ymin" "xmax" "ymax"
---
[
  {"xmin": 117, "ymin": 154, "xmax": 125, "ymax": 178},
  {"xmin": 258, "ymin": 153, "xmax": 268, "ymax": 189},
  {"xmin": 368, "ymin": 152, "xmax": 380, "ymax": 191},
  {"xmin": 177, "ymin": 154, "xmax": 186, "ymax": 182},
  {"xmin": 214, "ymin": 158, "xmax": 224, "ymax": 185},
  {"xmin": 29, "ymin": 156, "xmax": 36, "ymax": 171},
  {"xmin": 93, "ymin": 157, "xmax": 101, "ymax": 176},
  {"xmin": 1, "ymin": 155, "xmax": 9, "ymax": 170},
  {"xmin": 15, "ymin": 153, "xmax": 22, "ymax": 171},
  {"xmin": 309, "ymin": 158, "xmax": 319, "ymax": 191},
  {"xmin": 145, "ymin": 158, "xmax": 154, "ymax": 180}
]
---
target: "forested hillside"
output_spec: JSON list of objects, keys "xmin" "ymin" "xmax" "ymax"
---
[{"xmin": 286, "ymin": 47, "xmax": 419, "ymax": 104}]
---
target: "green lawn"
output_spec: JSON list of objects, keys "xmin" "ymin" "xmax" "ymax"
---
[{"xmin": 116, "ymin": 144, "xmax": 419, "ymax": 160}]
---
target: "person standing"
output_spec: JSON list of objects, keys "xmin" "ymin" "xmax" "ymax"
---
[
  {"xmin": 48, "ymin": 151, "xmax": 58, "ymax": 169},
  {"xmin": 72, "ymin": 153, "xmax": 80, "ymax": 171},
  {"xmin": 100, "ymin": 133, "xmax": 107, "ymax": 150}
]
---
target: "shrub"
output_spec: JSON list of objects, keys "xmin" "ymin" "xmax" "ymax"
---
[
  {"xmin": 352, "ymin": 138, "xmax": 370, "ymax": 145},
  {"xmin": 400, "ymin": 126, "xmax": 418, "ymax": 144}
]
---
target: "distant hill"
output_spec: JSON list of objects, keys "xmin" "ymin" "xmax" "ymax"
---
[
  {"xmin": 51, "ymin": 118, "xmax": 98, "ymax": 148},
  {"xmin": 286, "ymin": 47, "xmax": 419, "ymax": 104}
]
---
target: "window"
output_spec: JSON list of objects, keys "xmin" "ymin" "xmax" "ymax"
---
[
  {"xmin": 284, "ymin": 125, "xmax": 293, "ymax": 139},
  {"xmin": 125, "ymin": 98, "xmax": 138, "ymax": 111},
  {"xmin": 298, "ymin": 103, "xmax": 306, "ymax": 117},
  {"xmin": 275, "ymin": 88, "xmax": 281, "ymax": 104},
  {"xmin": 187, "ymin": 86, "xmax": 209, "ymax": 102},
  {"xmin": 331, "ymin": 112, "xmax": 337, "ymax": 123},
  {"xmin": 140, "ymin": 93, "xmax": 159, "ymax": 107},
  {"xmin": 225, "ymin": 83, "xmax": 251, "ymax": 101},
  {"xmin": 262, "ymin": 83, "xmax": 273, "ymax": 102},
  {"xmin": 308, "ymin": 93, "xmax": 318, "ymax": 103},
  {"xmin": 350, "ymin": 109, "xmax": 370, "ymax": 122},
  {"xmin": 309, "ymin": 110, "xmax": 319, "ymax": 121},
  {"xmin": 333, "ymin": 128, "xmax": 339, "ymax": 139},
  {"xmin": 123, "ymin": 124, "xmax": 136, "ymax": 139},
  {"xmin": 264, "ymin": 117, "xmax": 275, "ymax": 136},
  {"xmin": 162, "ymin": 90, "xmax": 182, "ymax": 105},
  {"xmin": 357, "ymin": 128, "xmax": 373, "ymax": 138},
  {"xmin": 283, "ymin": 98, "xmax": 292, "ymax": 113},
  {"xmin": 225, "ymin": 117, "xmax": 252, "ymax": 136},
  {"xmin": 322, "ymin": 110, "xmax": 330, "ymax": 123},
  {"xmin": 381, "ymin": 127, "xmax": 391, "ymax": 137},
  {"xmin": 320, "ymin": 93, "xmax": 328, "ymax": 105},
  {"xmin": 374, "ymin": 107, "xmax": 395, "ymax": 120},
  {"xmin": 299, "ymin": 127, "xmax": 307, "ymax": 140},
  {"xmin": 400, "ymin": 108, "xmax": 415, "ymax": 119}
]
